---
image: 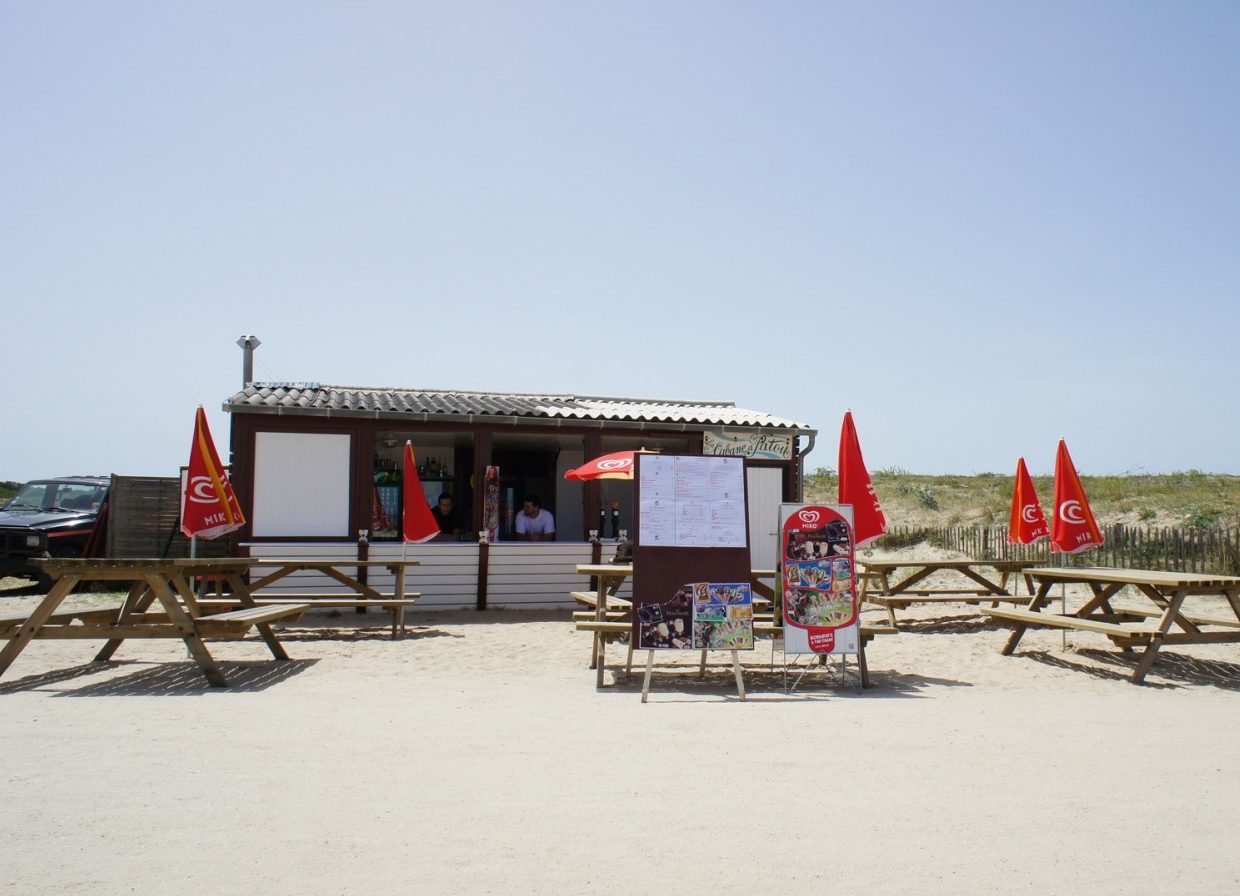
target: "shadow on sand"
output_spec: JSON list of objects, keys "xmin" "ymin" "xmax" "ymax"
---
[
  {"xmin": 57, "ymin": 658, "xmax": 321, "ymax": 696},
  {"xmin": 0, "ymin": 658, "xmax": 320, "ymax": 696},
  {"xmin": 593, "ymin": 655, "xmax": 973, "ymax": 702},
  {"xmin": 1017, "ymin": 648, "xmax": 1240, "ymax": 690},
  {"xmin": 267, "ymin": 619, "xmax": 463, "ymax": 643}
]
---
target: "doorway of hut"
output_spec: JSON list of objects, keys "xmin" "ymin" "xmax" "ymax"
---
[{"xmin": 492, "ymin": 447, "xmax": 558, "ymax": 540}]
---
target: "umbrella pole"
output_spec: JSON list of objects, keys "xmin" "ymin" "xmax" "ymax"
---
[{"xmin": 1058, "ymin": 548, "xmax": 1067, "ymax": 651}]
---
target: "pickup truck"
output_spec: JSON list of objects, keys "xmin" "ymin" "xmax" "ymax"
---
[{"xmin": 0, "ymin": 476, "xmax": 110, "ymax": 588}]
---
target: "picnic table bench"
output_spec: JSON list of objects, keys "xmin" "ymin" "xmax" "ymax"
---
[
  {"xmin": 570, "ymin": 590, "xmax": 633, "ymax": 611},
  {"xmin": 198, "ymin": 594, "xmax": 422, "ymax": 639},
  {"xmin": 983, "ymin": 607, "xmax": 1157, "ymax": 642}
]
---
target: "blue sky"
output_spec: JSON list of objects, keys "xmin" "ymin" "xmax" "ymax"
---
[{"xmin": 3, "ymin": 2, "xmax": 1238, "ymax": 481}]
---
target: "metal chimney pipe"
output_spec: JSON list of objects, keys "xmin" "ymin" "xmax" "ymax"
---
[{"xmin": 236, "ymin": 335, "xmax": 261, "ymax": 387}]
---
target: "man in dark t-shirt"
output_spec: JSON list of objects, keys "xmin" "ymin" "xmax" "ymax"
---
[{"xmin": 430, "ymin": 494, "xmax": 465, "ymax": 539}]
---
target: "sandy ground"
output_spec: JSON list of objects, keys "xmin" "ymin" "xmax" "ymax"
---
[{"xmin": 2, "ymin": 570, "xmax": 1240, "ymax": 896}]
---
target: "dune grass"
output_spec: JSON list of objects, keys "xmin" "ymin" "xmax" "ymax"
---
[{"xmin": 803, "ymin": 469, "xmax": 1240, "ymax": 529}]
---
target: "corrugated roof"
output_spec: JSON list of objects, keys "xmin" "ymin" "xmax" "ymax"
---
[{"xmin": 224, "ymin": 383, "xmax": 812, "ymax": 431}]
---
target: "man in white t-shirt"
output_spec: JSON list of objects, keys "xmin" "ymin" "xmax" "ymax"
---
[{"xmin": 515, "ymin": 495, "xmax": 555, "ymax": 541}]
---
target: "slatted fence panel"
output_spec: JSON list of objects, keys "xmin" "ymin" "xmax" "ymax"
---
[
  {"xmin": 369, "ymin": 543, "xmax": 480, "ymax": 610},
  {"xmin": 485, "ymin": 543, "xmax": 599, "ymax": 609},
  {"xmin": 876, "ymin": 525, "xmax": 1240, "ymax": 575}
]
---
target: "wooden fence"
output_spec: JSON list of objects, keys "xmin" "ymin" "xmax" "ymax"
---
[
  {"xmin": 105, "ymin": 475, "xmax": 228, "ymax": 559},
  {"xmin": 876, "ymin": 524, "xmax": 1240, "ymax": 576}
]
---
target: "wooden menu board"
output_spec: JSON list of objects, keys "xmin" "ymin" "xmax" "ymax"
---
[{"xmin": 632, "ymin": 454, "xmax": 753, "ymax": 651}]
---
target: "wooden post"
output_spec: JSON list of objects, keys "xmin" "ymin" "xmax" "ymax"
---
[
  {"xmin": 356, "ymin": 529, "xmax": 369, "ymax": 614},
  {"xmin": 476, "ymin": 537, "xmax": 489, "ymax": 611}
]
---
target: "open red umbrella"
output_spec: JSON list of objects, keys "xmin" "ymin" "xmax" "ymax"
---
[{"xmin": 563, "ymin": 449, "xmax": 658, "ymax": 481}]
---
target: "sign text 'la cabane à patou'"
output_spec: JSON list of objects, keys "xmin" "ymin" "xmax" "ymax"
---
[{"xmin": 702, "ymin": 430, "xmax": 793, "ymax": 460}]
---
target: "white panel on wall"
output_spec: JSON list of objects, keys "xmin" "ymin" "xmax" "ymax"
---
[
  {"xmin": 746, "ymin": 467, "xmax": 784, "ymax": 571},
  {"xmin": 252, "ymin": 432, "xmax": 352, "ymax": 537}
]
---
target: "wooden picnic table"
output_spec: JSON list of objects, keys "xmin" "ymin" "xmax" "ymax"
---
[
  {"xmin": 238, "ymin": 558, "xmax": 421, "ymax": 639},
  {"xmin": 0, "ymin": 558, "xmax": 306, "ymax": 688},
  {"xmin": 859, "ymin": 558, "xmax": 1043, "ymax": 626},
  {"xmin": 983, "ymin": 566, "xmax": 1240, "ymax": 684},
  {"xmin": 573, "ymin": 563, "xmax": 634, "ymax": 687},
  {"xmin": 749, "ymin": 568, "xmax": 777, "ymax": 604}
]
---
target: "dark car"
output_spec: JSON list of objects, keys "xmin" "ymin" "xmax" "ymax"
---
[{"xmin": 0, "ymin": 476, "xmax": 109, "ymax": 588}]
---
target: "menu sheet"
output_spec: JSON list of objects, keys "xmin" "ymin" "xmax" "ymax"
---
[{"xmin": 638, "ymin": 455, "xmax": 747, "ymax": 547}]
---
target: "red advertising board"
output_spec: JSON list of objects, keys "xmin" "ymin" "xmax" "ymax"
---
[{"xmin": 780, "ymin": 503, "xmax": 859, "ymax": 655}]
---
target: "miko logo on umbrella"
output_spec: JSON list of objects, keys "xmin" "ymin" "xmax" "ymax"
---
[
  {"xmin": 564, "ymin": 448, "xmax": 658, "ymax": 482},
  {"xmin": 187, "ymin": 476, "xmax": 225, "ymax": 504},
  {"xmin": 1058, "ymin": 500, "xmax": 1086, "ymax": 524}
]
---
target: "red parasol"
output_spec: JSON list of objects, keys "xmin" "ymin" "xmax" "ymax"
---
[
  {"xmin": 1050, "ymin": 439, "xmax": 1103, "ymax": 554},
  {"xmin": 181, "ymin": 406, "xmax": 245, "ymax": 540},
  {"xmin": 1007, "ymin": 457, "xmax": 1049, "ymax": 544},
  {"xmin": 838, "ymin": 410, "xmax": 887, "ymax": 548},
  {"xmin": 563, "ymin": 449, "xmax": 658, "ymax": 481},
  {"xmin": 402, "ymin": 442, "xmax": 441, "ymax": 544}
]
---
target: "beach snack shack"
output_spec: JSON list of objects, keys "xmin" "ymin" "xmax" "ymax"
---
[{"xmin": 224, "ymin": 383, "xmax": 815, "ymax": 609}]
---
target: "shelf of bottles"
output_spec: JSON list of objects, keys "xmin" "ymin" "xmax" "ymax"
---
[{"xmin": 372, "ymin": 453, "xmax": 455, "ymax": 540}]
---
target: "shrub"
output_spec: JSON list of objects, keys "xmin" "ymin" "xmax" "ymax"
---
[
  {"xmin": 876, "ymin": 527, "xmax": 934, "ymax": 550},
  {"xmin": 1184, "ymin": 506, "xmax": 1223, "ymax": 530}
]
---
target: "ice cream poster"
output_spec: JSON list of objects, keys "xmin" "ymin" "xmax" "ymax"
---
[
  {"xmin": 638, "ymin": 581, "xmax": 754, "ymax": 650},
  {"xmin": 780, "ymin": 504, "xmax": 859, "ymax": 655}
]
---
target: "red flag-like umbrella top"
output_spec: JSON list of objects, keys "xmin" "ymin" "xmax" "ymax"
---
[
  {"xmin": 1050, "ymin": 440, "xmax": 1103, "ymax": 554},
  {"xmin": 1007, "ymin": 457, "xmax": 1049, "ymax": 545},
  {"xmin": 402, "ymin": 442, "xmax": 442, "ymax": 544},
  {"xmin": 838, "ymin": 411, "xmax": 887, "ymax": 548},
  {"xmin": 181, "ymin": 406, "xmax": 246, "ymax": 540},
  {"xmin": 564, "ymin": 449, "xmax": 658, "ymax": 481}
]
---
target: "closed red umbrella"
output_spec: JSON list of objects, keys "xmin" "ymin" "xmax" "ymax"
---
[
  {"xmin": 402, "ymin": 442, "xmax": 441, "ymax": 544},
  {"xmin": 1007, "ymin": 457, "xmax": 1049, "ymax": 544},
  {"xmin": 1050, "ymin": 440, "xmax": 1103, "ymax": 554},
  {"xmin": 563, "ymin": 449, "xmax": 658, "ymax": 481},
  {"xmin": 837, "ymin": 411, "xmax": 887, "ymax": 548},
  {"xmin": 181, "ymin": 406, "xmax": 245, "ymax": 540}
]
